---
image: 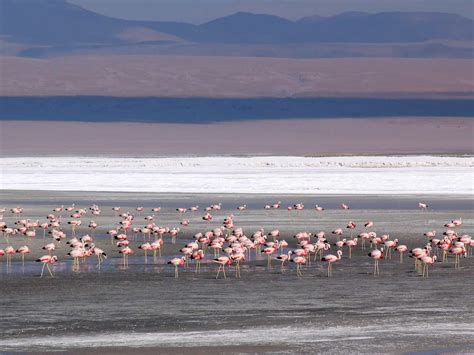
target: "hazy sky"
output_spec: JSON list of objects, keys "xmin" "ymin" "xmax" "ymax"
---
[{"xmin": 68, "ymin": 0, "xmax": 473, "ymax": 23}]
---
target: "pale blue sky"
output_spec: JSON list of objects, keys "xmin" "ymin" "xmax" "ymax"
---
[{"xmin": 68, "ymin": 0, "xmax": 473, "ymax": 23}]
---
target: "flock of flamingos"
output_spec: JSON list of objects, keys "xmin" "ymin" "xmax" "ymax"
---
[{"xmin": 0, "ymin": 201, "xmax": 471, "ymax": 279}]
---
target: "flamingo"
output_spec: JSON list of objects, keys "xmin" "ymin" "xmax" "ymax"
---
[
  {"xmin": 315, "ymin": 241, "xmax": 330, "ymax": 261},
  {"xmin": 452, "ymin": 218, "xmax": 462, "ymax": 227},
  {"xmin": 341, "ymin": 203, "xmax": 350, "ymax": 210},
  {"xmin": 150, "ymin": 239, "xmax": 163, "ymax": 261},
  {"xmin": 291, "ymin": 256, "xmax": 306, "ymax": 277},
  {"xmin": 346, "ymin": 221, "xmax": 356, "ymax": 237},
  {"xmin": 276, "ymin": 251, "xmax": 292, "ymax": 271},
  {"xmin": 36, "ymin": 255, "xmax": 58, "ymax": 278},
  {"xmin": 231, "ymin": 253, "xmax": 245, "ymax": 278},
  {"xmin": 17, "ymin": 245, "xmax": 31, "ymax": 266},
  {"xmin": 68, "ymin": 248, "xmax": 85, "ymax": 271},
  {"xmin": 262, "ymin": 246, "xmax": 277, "ymax": 267},
  {"xmin": 139, "ymin": 242, "xmax": 153, "ymax": 264},
  {"xmin": 345, "ymin": 238, "xmax": 358, "ymax": 258},
  {"xmin": 322, "ymin": 250, "xmax": 342, "ymax": 277},
  {"xmin": 421, "ymin": 255, "xmax": 437, "ymax": 277},
  {"xmin": 332, "ymin": 228, "xmax": 343, "ymax": 240},
  {"xmin": 5, "ymin": 246, "xmax": 16, "ymax": 266},
  {"xmin": 384, "ymin": 239, "xmax": 398, "ymax": 259},
  {"xmin": 418, "ymin": 202, "xmax": 428, "ymax": 211},
  {"xmin": 369, "ymin": 248, "xmax": 384, "ymax": 276},
  {"xmin": 202, "ymin": 213, "xmax": 213, "ymax": 223},
  {"xmin": 365, "ymin": 221, "xmax": 374, "ymax": 228},
  {"xmin": 213, "ymin": 256, "xmax": 232, "ymax": 279},
  {"xmin": 168, "ymin": 257, "xmax": 186, "ymax": 278},
  {"xmin": 119, "ymin": 247, "xmax": 134, "ymax": 268},
  {"xmin": 396, "ymin": 244, "xmax": 408, "ymax": 263},
  {"xmin": 191, "ymin": 250, "xmax": 204, "ymax": 273},
  {"xmin": 424, "ymin": 230, "xmax": 436, "ymax": 238},
  {"xmin": 450, "ymin": 246, "xmax": 466, "ymax": 269},
  {"xmin": 90, "ymin": 244, "xmax": 107, "ymax": 268}
]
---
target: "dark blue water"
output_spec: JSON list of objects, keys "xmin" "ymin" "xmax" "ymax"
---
[{"xmin": 0, "ymin": 96, "xmax": 472, "ymax": 123}]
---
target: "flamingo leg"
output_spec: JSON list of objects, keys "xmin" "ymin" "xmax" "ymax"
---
[
  {"xmin": 216, "ymin": 265, "xmax": 221, "ymax": 279},
  {"xmin": 40, "ymin": 263, "xmax": 46, "ymax": 278},
  {"xmin": 47, "ymin": 264, "xmax": 54, "ymax": 277}
]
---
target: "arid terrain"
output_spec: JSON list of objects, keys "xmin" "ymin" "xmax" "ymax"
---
[
  {"xmin": 1, "ymin": 118, "xmax": 473, "ymax": 156},
  {"xmin": 1, "ymin": 56, "xmax": 473, "ymax": 97}
]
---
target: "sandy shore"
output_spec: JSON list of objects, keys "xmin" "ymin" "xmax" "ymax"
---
[
  {"xmin": 1, "ymin": 118, "xmax": 473, "ymax": 156},
  {"xmin": 0, "ymin": 191, "xmax": 473, "ymax": 353}
]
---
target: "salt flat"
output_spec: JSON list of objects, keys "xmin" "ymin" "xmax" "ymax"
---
[{"xmin": 1, "ymin": 155, "xmax": 472, "ymax": 194}]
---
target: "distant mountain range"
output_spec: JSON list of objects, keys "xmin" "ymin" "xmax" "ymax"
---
[{"xmin": 0, "ymin": 0, "xmax": 473, "ymax": 58}]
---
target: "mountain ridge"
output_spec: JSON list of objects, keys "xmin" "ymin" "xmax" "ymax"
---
[{"xmin": 0, "ymin": 0, "xmax": 472, "ymax": 58}]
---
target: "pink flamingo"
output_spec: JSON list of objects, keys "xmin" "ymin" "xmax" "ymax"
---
[
  {"xmin": 322, "ymin": 250, "xmax": 342, "ymax": 277},
  {"xmin": 68, "ymin": 248, "xmax": 85, "ymax": 271},
  {"xmin": 341, "ymin": 203, "xmax": 350, "ymax": 210},
  {"xmin": 365, "ymin": 221, "xmax": 374, "ymax": 228},
  {"xmin": 150, "ymin": 239, "xmax": 163, "ymax": 261},
  {"xmin": 421, "ymin": 255, "xmax": 436, "ymax": 277},
  {"xmin": 191, "ymin": 250, "xmax": 204, "ymax": 273},
  {"xmin": 291, "ymin": 255, "xmax": 307, "ymax": 277},
  {"xmin": 168, "ymin": 257, "xmax": 186, "ymax": 278},
  {"xmin": 276, "ymin": 251, "xmax": 292, "ymax": 271},
  {"xmin": 449, "ymin": 246, "xmax": 466, "ymax": 268},
  {"xmin": 424, "ymin": 230, "xmax": 436, "ymax": 238},
  {"xmin": 119, "ymin": 247, "xmax": 134, "ymax": 268},
  {"xmin": 345, "ymin": 238, "xmax": 358, "ymax": 258},
  {"xmin": 384, "ymin": 239, "xmax": 398, "ymax": 259},
  {"xmin": 346, "ymin": 221, "xmax": 356, "ymax": 237},
  {"xmin": 139, "ymin": 242, "xmax": 153, "ymax": 264},
  {"xmin": 89, "ymin": 244, "xmax": 107, "ymax": 268},
  {"xmin": 213, "ymin": 256, "xmax": 232, "ymax": 279},
  {"xmin": 418, "ymin": 202, "xmax": 428, "ymax": 211},
  {"xmin": 396, "ymin": 244, "xmax": 408, "ymax": 263},
  {"xmin": 5, "ymin": 246, "xmax": 16, "ymax": 266},
  {"xmin": 231, "ymin": 253, "xmax": 245, "ymax": 278},
  {"xmin": 332, "ymin": 228, "xmax": 343, "ymax": 240},
  {"xmin": 369, "ymin": 248, "xmax": 384, "ymax": 276},
  {"xmin": 452, "ymin": 218, "xmax": 462, "ymax": 227},
  {"xmin": 17, "ymin": 245, "xmax": 31, "ymax": 266},
  {"xmin": 36, "ymin": 255, "xmax": 58, "ymax": 278}
]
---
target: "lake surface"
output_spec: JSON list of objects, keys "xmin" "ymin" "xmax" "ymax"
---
[{"xmin": 0, "ymin": 96, "xmax": 472, "ymax": 122}]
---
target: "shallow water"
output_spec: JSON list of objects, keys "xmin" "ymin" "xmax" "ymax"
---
[{"xmin": 0, "ymin": 192, "xmax": 473, "ymax": 353}]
